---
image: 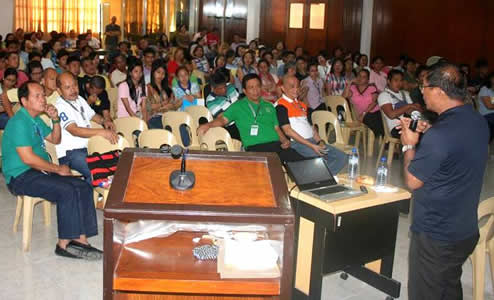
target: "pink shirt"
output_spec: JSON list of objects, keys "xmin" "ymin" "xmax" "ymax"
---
[
  {"xmin": 117, "ymin": 81, "xmax": 145, "ymax": 118},
  {"xmin": 369, "ymin": 69, "xmax": 387, "ymax": 93},
  {"xmin": 349, "ymin": 84, "xmax": 379, "ymax": 115}
]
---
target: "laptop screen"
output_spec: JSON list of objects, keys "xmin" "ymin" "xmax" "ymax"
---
[{"xmin": 286, "ymin": 158, "xmax": 337, "ymax": 189}]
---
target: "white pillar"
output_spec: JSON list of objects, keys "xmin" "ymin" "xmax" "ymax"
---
[
  {"xmin": 0, "ymin": 0, "xmax": 14, "ymax": 36},
  {"xmin": 360, "ymin": 0, "xmax": 374, "ymax": 57},
  {"xmin": 246, "ymin": 0, "xmax": 261, "ymax": 42}
]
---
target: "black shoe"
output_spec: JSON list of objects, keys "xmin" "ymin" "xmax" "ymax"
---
[
  {"xmin": 67, "ymin": 241, "xmax": 103, "ymax": 261},
  {"xmin": 55, "ymin": 244, "xmax": 82, "ymax": 259}
]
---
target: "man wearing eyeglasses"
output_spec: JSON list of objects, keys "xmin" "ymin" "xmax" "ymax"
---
[
  {"xmin": 55, "ymin": 72, "xmax": 117, "ymax": 185},
  {"xmin": 400, "ymin": 63, "xmax": 489, "ymax": 299}
]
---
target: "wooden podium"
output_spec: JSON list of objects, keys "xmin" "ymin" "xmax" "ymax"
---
[{"xmin": 103, "ymin": 149, "xmax": 295, "ymax": 300}]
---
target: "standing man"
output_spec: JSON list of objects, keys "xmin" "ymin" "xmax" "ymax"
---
[
  {"xmin": 2, "ymin": 81, "xmax": 101, "ymax": 259},
  {"xmin": 400, "ymin": 63, "xmax": 489, "ymax": 299},
  {"xmin": 105, "ymin": 16, "xmax": 121, "ymax": 51}
]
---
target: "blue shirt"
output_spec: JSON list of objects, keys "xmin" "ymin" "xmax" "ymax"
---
[
  {"xmin": 409, "ymin": 105, "xmax": 489, "ymax": 241},
  {"xmin": 477, "ymin": 86, "xmax": 494, "ymax": 116}
]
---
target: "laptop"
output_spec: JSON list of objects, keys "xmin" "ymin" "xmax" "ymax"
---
[{"xmin": 285, "ymin": 157, "xmax": 364, "ymax": 202}]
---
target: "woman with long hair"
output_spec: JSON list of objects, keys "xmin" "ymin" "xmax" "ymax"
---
[
  {"xmin": 117, "ymin": 59, "xmax": 146, "ymax": 118},
  {"xmin": 258, "ymin": 59, "xmax": 280, "ymax": 103},
  {"xmin": 145, "ymin": 59, "xmax": 180, "ymax": 128},
  {"xmin": 167, "ymin": 47, "xmax": 185, "ymax": 85}
]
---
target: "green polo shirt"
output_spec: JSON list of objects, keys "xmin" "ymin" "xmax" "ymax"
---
[
  {"xmin": 2, "ymin": 107, "xmax": 52, "ymax": 184},
  {"xmin": 223, "ymin": 97, "xmax": 279, "ymax": 148}
]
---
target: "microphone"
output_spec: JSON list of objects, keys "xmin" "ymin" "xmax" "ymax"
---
[
  {"xmin": 409, "ymin": 110, "xmax": 422, "ymax": 132},
  {"xmin": 169, "ymin": 145, "xmax": 195, "ymax": 191}
]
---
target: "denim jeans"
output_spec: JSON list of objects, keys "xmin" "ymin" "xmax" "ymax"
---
[
  {"xmin": 58, "ymin": 148, "xmax": 92, "ymax": 185},
  {"xmin": 290, "ymin": 138, "xmax": 347, "ymax": 174},
  {"xmin": 147, "ymin": 115, "xmax": 164, "ymax": 129},
  {"xmin": 7, "ymin": 169, "xmax": 98, "ymax": 240},
  {"xmin": 0, "ymin": 112, "xmax": 9, "ymax": 129}
]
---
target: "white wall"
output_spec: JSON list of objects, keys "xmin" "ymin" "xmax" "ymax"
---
[
  {"xmin": 246, "ymin": 0, "xmax": 260, "ymax": 42},
  {"xmin": 360, "ymin": 0, "xmax": 374, "ymax": 57},
  {"xmin": 0, "ymin": 0, "xmax": 14, "ymax": 37}
]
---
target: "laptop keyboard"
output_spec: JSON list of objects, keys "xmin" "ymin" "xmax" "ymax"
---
[{"xmin": 310, "ymin": 186, "xmax": 348, "ymax": 196}]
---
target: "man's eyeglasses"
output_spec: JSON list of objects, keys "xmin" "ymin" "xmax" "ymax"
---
[{"xmin": 420, "ymin": 85, "xmax": 436, "ymax": 93}]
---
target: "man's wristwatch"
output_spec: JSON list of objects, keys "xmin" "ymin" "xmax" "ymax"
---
[
  {"xmin": 52, "ymin": 118, "xmax": 61, "ymax": 124},
  {"xmin": 402, "ymin": 145, "xmax": 415, "ymax": 153}
]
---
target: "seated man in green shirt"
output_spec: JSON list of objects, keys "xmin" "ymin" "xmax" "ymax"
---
[
  {"xmin": 205, "ymin": 70, "xmax": 240, "ymax": 139},
  {"xmin": 198, "ymin": 73, "xmax": 303, "ymax": 163},
  {"xmin": 2, "ymin": 81, "xmax": 102, "ymax": 260}
]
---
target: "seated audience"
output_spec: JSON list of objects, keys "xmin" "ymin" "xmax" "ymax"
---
[
  {"xmin": 56, "ymin": 49, "xmax": 69, "ymax": 74},
  {"xmin": 198, "ymin": 74, "xmax": 304, "ymax": 163},
  {"xmin": 67, "ymin": 56, "xmax": 81, "ymax": 78},
  {"xmin": 258, "ymin": 59, "xmax": 280, "ymax": 104},
  {"xmin": 145, "ymin": 59, "xmax": 179, "ymax": 129},
  {"xmin": 344, "ymin": 58, "xmax": 356, "ymax": 82},
  {"xmin": 326, "ymin": 58, "xmax": 346, "ymax": 96},
  {"xmin": 301, "ymin": 63, "xmax": 326, "ymax": 123},
  {"xmin": 236, "ymin": 50, "xmax": 257, "ymax": 89},
  {"xmin": 369, "ymin": 56, "xmax": 387, "ymax": 92},
  {"xmin": 142, "ymin": 47, "xmax": 155, "ymax": 84},
  {"xmin": 110, "ymin": 54, "xmax": 127, "ymax": 87},
  {"xmin": 55, "ymin": 73, "xmax": 117, "ymax": 184},
  {"xmin": 172, "ymin": 66, "xmax": 200, "ymax": 111},
  {"xmin": 403, "ymin": 58, "xmax": 418, "ymax": 91},
  {"xmin": 41, "ymin": 68, "xmax": 60, "ymax": 105},
  {"xmin": 167, "ymin": 47, "xmax": 185, "ymax": 85},
  {"xmin": 118, "ymin": 60, "xmax": 146, "ymax": 118},
  {"xmin": 343, "ymin": 69, "xmax": 384, "ymax": 137},
  {"xmin": 295, "ymin": 56, "xmax": 308, "ymax": 82},
  {"xmin": 175, "ymin": 24, "xmax": 191, "ymax": 49},
  {"xmin": 317, "ymin": 51, "xmax": 331, "ymax": 80},
  {"xmin": 377, "ymin": 69, "xmax": 421, "ymax": 138},
  {"xmin": 355, "ymin": 54, "xmax": 369, "ymax": 73},
  {"xmin": 477, "ymin": 73, "xmax": 494, "ymax": 141},
  {"xmin": 206, "ymin": 70, "xmax": 240, "ymax": 139},
  {"xmin": 276, "ymin": 75, "xmax": 346, "ymax": 174},
  {"xmin": 2, "ymin": 81, "xmax": 101, "ymax": 259},
  {"xmin": 277, "ymin": 50, "xmax": 296, "ymax": 77},
  {"xmin": 27, "ymin": 61, "xmax": 43, "ymax": 83},
  {"xmin": 0, "ymin": 68, "xmax": 17, "ymax": 126},
  {"xmin": 40, "ymin": 44, "xmax": 56, "ymax": 70},
  {"xmin": 191, "ymin": 44, "xmax": 210, "ymax": 75},
  {"xmin": 82, "ymin": 76, "xmax": 113, "ymax": 124},
  {"xmin": 1, "ymin": 52, "xmax": 29, "ymax": 87}
]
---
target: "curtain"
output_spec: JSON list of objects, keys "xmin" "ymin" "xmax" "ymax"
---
[
  {"xmin": 15, "ymin": 0, "xmax": 99, "ymax": 33},
  {"xmin": 147, "ymin": 0, "xmax": 165, "ymax": 33},
  {"xmin": 124, "ymin": 0, "xmax": 144, "ymax": 35}
]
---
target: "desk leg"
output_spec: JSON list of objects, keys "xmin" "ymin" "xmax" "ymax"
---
[{"xmin": 293, "ymin": 217, "xmax": 325, "ymax": 300}]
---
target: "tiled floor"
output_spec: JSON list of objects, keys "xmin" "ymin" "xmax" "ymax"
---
[{"xmin": 1, "ymin": 151, "xmax": 493, "ymax": 300}]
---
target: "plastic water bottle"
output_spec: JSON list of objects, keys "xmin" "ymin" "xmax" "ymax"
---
[
  {"xmin": 338, "ymin": 111, "xmax": 345, "ymax": 127},
  {"xmin": 376, "ymin": 157, "xmax": 388, "ymax": 186},
  {"xmin": 348, "ymin": 147, "xmax": 359, "ymax": 180}
]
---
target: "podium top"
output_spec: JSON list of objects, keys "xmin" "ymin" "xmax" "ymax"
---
[{"xmin": 104, "ymin": 149, "xmax": 293, "ymax": 224}]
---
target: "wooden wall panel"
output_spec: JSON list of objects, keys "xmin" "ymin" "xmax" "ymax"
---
[
  {"xmin": 371, "ymin": 0, "xmax": 493, "ymax": 68},
  {"xmin": 198, "ymin": 0, "xmax": 247, "ymax": 43},
  {"xmin": 260, "ymin": 0, "xmax": 362, "ymax": 55}
]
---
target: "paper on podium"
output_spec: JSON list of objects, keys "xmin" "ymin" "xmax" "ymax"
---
[{"xmin": 217, "ymin": 239, "xmax": 281, "ymax": 279}]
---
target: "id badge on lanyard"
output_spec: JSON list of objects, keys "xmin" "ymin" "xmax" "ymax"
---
[{"xmin": 248, "ymin": 101, "xmax": 261, "ymax": 136}]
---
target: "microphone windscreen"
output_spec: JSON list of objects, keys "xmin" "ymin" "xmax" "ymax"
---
[
  {"xmin": 410, "ymin": 110, "xmax": 422, "ymax": 120},
  {"xmin": 170, "ymin": 144, "xmax": 183, "ymax": 158}
]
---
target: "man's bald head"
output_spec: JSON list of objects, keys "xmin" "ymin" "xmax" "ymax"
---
[
  {"xmin": 281, "ymin": 75, "xmax": 299, "ymax": 100},
  {"xmin": 425, "ymin": 62, "xmax": 467, "ymax": 102},
  {"xmin": 57, "ymin": 72, "xmax": 79, "ymax": 101},
  {"xmin": 42, "ymin": 68, "xmax": 58, "ymax": 92}
]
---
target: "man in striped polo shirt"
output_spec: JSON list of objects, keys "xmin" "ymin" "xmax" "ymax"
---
[{"xmin": 276, "ymin": 75, "xmax": 347, "ymax": 174}]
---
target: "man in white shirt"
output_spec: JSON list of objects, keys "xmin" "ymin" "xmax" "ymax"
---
[
  {"xmin": 377, "ymin": 69, "xmax": 422, "ymax": 138},
  {"xmin": 110, "ymin": 55, "xmax": 127, "ymax": 87},
  {"xmin": 55, "ymin": 72, "xmax": 117, "ymax": 184}
]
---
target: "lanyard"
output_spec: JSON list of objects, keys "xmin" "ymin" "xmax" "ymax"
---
[
  {"xmin": 63, "ymin": 98, "xmax": 87, "ymax": 121},
  {"xmin": 247, "ymin": 100, "xmax": 262, "ymax": 123},
  {"xmin": 179, "ymin": 81, "xmax": 192, "ymax": 95}
]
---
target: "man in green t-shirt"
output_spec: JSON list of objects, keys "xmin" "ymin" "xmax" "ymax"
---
[
  {"xmin": 2, "ymin": 81, "xmax": 102, "ymax": 260},
  {"xmin": 198, "ymin": 73, "xmax": 303, "ymax": 162}
]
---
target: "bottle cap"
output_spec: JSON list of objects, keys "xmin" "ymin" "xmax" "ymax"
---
[
  {"xmin": 352, "ymin": 147, "xmax": 357, "ymax": 153},
  {"xmin": 381, "ymin": 157, "xmax": 387, "ymax": 162}
]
